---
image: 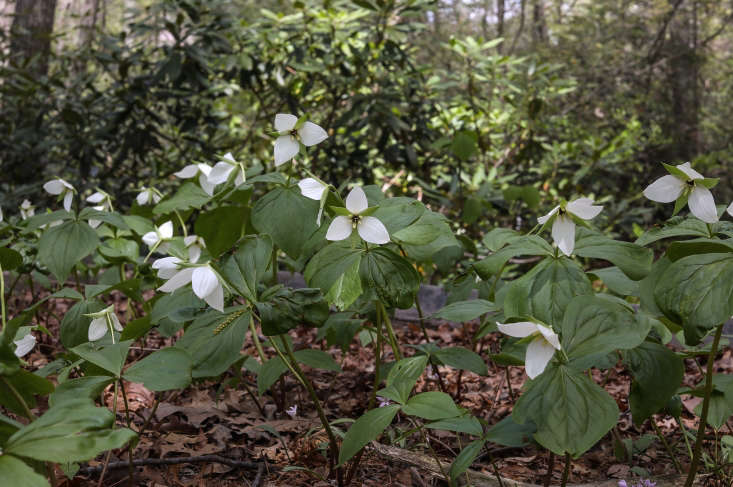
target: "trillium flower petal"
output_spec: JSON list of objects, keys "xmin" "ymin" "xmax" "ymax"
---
[
  {"xmin": 220, "ymin": 152, "xmax": 237, "ymax": 165},
  {"xmin": 136, "ymin": 190, "xmax": 150, "ymax": 206},
  {"xmin": 566, "ymin": 198, "xmax": 603, "ymax": 220},
  {"xmin": 203, "ymin": 279, "xmax": 225, "ymax": 312},
  {"xmin": 536, "ymin": 324, "xmax": 561, "ymax": 350},
  {"xmin": 152, "ymin": 256, "xmax": 181, "ymax": 279},
  {"xmin": 274, "ymin": 113, "xmax": 298, "ymax": 133},
  {"xmin": 345, "ymin": 186, "xmax": 369, "ymax": 214},
  {"xmin": 13, "ymin": 334, "xmax": 36, "ymax": 358},
  {"xmin": 496, "ymin": 321, "xmax": 539, "ymax": 338},
  {"xmin": 197, "ymin": 163, "xmax": 212, "ymax": 176},
  {"xmin": 208, "ymin": 162, "xmax": 235, "ymax": 185},
  {"xmin": 188, "ymin": 245, "xmax": 202, "ymax": 263},
  {"xmin": 298, "ymin": 178, "xmax": 327, "ymax": 200},
  {"xmin": 643, "ymin": 175, "xmax": 685, "ymax": 203},
  {"xmin": 86, "ymin": 192, "xmax": 106, "ymax": 203},
  {"xmin": 689, "ymin": 185, "xmax": 718, "ymax": 223},
  {"xmin": 677, "ymin": 162, "xmax": 704, "ymax": 180},
  {"xmin": 235, "ymin": 170, "xmax": 245, "ymax": 187},
  {"xmin": 110, "ymin": 313, "xmax": 123, "ymax": 332},
  {"xmin": 552, "ymin": 214, "xmax": 576, "ymax": 256},
  {"xmin": 537, "ymin": 206, "xmax": 559, "ymax": 225},
  {"xmin": 727, "ymin": 201, "xmax": 733, "ymax": 217},
  {"xmin": 63, "ymin": 191, "xmax": 74, "ymax": 212},
  {"xmin": 174, "ymin": 164, "xmax": 199, "ymax": 179},
  {"xmin": 43, "ymin": 179, "xmax": 65, "ymax": 195},
  {"xmin": 274, "ymin": 135, "xmax": 300, "ymax": 166},
  {"xmin": 152, "ymin": 193, "xmax": 162, "ymax": 204},
  {"xmin": 358, "ymin": 216, "xmax": 390, "ymax": 244},
  {"xmin": 199, "ymin": 174, "xmax": 216, "ymax": 196},
  {"xmin": 88, "ymin": 317, "xmax": 108, "ymax": 341},
  {"xmin": 158, "ymin": 267, "xmax": 195, "ymax": 293},
  {"xmin": 525, "ymin": 338, "xmax": 557, "ymax": 379},
  {"xmin": 192, "ymin": 266, "xmax": 220, "ymax": 302},
  {"xmin": 158, "ymin": 221, "xmax": 174, "ymax": 239},
  {"xmin": 299, "ymin": 121, "xmax": 328, "ymax": 146},
  {"xmin": 326, "ymin": 216, "xmax": 353, "ymax": 241},
  {"xmin": 142, "ymin": 231, "xmax": 158, "ymax": 247}
]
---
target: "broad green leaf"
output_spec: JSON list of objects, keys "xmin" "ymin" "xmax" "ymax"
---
[
  {"xmin": 503, "ymin": 257, "xmax": 592, "ymax": 327},
  {"xmin": 377, "ymin": 355, "xmax": 428, "ymax": 404},
  {"xmin": 561, "ymin": 295, "xmax": 648, "ymax": 366},
  {"xmin": 402, "ymin": 391, "xmax": 462, "ymax": 420},
  {"xmin": 485, "ymin": 415, "xmax": 536, "ymax": 447},
  {"xmin": 474, "ymin": 235, "xmax": 553, "ymax": 279},
  {"xmin": 256, "ymin": 288, "xmax": 329, "ymax": 336},
  {"xmin": 257, "ymin": 356, "xmax": 287, "ymax": 395},
  {"xmin": 153, "ymin": 182, "xmax": 211, "ymax": 215},
  {"xmin": 175, "ymin": 309, "xmax": 249, "ymax": 378},
  {"xmin": 431, "ymin": 300, "xmax": 495, "ymax": 322},
  {"xmin": 293, "ymin": 349, "xmax": 341, "ymax": 372},
  {"xmin": 324, "ymin": 258, "xmax": 363, "ymax": 311},
  {"xmin": 370, "ymin": 197, "xmax": 425, "ymax": 235},
  {"xmin": 634, "ymin": 216, "xmax": 711, "ymax": 246},
  {"xmin": 78, "ymin": 208, "xmax": 128, "ymax": 229},
  {"xmin": 5, "ymin": 399, "xmax": 136, "ymax": 463},
  {"xmin": 666, "ymin": 238, "xmax": 733, "ymax": 261},
  {"xmin": 49, "ymin": 376, "xmax": 113, "ymax": 407},
  {"xmin": 71, "ymin": 340, "xmax": 132, "ymax": 377},
  {"xmin": 0, "ymin": 370, "xmax": 54, "ymax": 416},
  {"xmin": 482, "ymin": 228, "xmax": 523, "ymax": 252},
  {"xmin": 23, "ymin": 210, "xmax": 72, "ymax": 231},
  {"xmin": 393, "ymin": 210, "xmax": 460, "ymax": 262},
  {"xmin": 304, "ymin": 241, "xmax": 363, "ymax": 309},
  {"xmin": 123, "ymin": 348, "xmax": 192, "ymax": 391},
  {"xmin": 120, "ymin": 316, "xmax": 153, "ymax": 341},
  {"xmin": 623, "ymin": 342, "xmax": 684, "ymax": 425},
  {"xmin": 195, "ymin": 205, "xmax": 247, "ymax": 257},
  {"xmin": 150, "ymin": 288, "xmax": 204, "ymax": 327},
  {"xmin": 220, "ymin": 235, "xmax": 273, "ymax": 302},
  {"xmin": 589, "ymin": 266, "xmax": 639, "ymax": 297},
  {"xmin": 653, "ymin": 253, "xmax": 733, "ymax": 344},
  {"xmin": 432, "ymin": 346, "xmax": 488, "ymax": 376},
  {"xmin": 338, "ymin": 405, "xmax": 400, "ymax": 466},
  {"xmin": 251, "ymin": 186, "xmax": 319, "ymax": 258},
  {"xmin": 503, "ymin": 185, "xmax": 540, "ymax": 209},
  {"xmin": 451, "ymin": 130, "xmax": 477, "ymax": 161},
  {"xmin": 0, "ymin": 247, "xmax": 22, "ymax": 270},
  {"xmin": 426, "ymin": 415, "xmax": 483, "ymax": 436},
  {"xmin": 0, "ymin": 455, "xmax": 48, "ymax": 487},
  {"xmin": 573, "ymin": 228, "xmax": 653, "ymax": 280},
  {"xmin": 359, "ymin": 247, "xmax": 420, "ymax": 309},
  {"xmin": 38, "ymin": 220, "xmax": 100, "ymax": 282},
  {"xmin": 449, "ymin": 438, "xmax": 485, "ymax": 482},
  {"xmin": 513, "ymin": 364, "xmax": 618, "ymax": 456},
  {"xmin": 98, "ymin": 238, "xmax": 139, "ymax": 263},
  {"xmin": 0, "ymin": 413, "xmax": 22, "ymax": 445}
]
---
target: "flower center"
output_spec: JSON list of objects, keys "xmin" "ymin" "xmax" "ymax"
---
[
  {"xmin": 351, "ymin": 214, "xmax": 361, "ymax": 227},
  {"xmin": 686, "ymin": 179, "xmax": 694, "ymax": 187}
]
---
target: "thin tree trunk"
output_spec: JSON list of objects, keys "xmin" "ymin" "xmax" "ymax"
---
[
  {"xmin": 497, "ymin": 0, "xmax": 505, "ymax": 50},
  {"xmin": 77, "ymin": 0, "xmax": 101, "ymax": 47},
  {"xmin": 509, "ymin": 0, "xmax": 526, "ymax": 54},
  {"xmin": 532, "ymin": 0, "xmax": 547, "ymax": 45},
  {"xmin": 10, "ymin": 0, "xmax": 58, "ymax": 77}
]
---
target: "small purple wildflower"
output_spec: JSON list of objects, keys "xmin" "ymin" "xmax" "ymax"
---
[
  {"xmin": 377, "ymin": 396, "xmax": 391, "ymax": 408},
  {"xmin": 286, "ymin": 405, "xmax": 297, "ymax": 418}
]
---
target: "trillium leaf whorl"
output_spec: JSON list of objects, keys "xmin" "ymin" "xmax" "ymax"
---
[{"xmin": 643, "ymin": 162, "xmax": 719, "ymax": 223}]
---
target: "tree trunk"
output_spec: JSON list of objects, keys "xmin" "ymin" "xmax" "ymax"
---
[
  {"xmin": 77, "ymin": 0, "xmax": 101, "ymax": 47},
  {"xmin": 10, "ymin": 0, "xmax": 58, "ymax": 77},
  {"xmin": 532, "ymin": 0, "xmax": 547, "ymax": 45},
  {"xmin": 497, "ymin": 0, "xmax": 505, "ymax": 50}
]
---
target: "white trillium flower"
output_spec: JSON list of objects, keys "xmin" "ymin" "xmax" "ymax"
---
[
  {"xmin": 88, "ymin": 205, "xmax": 106, "ymax": 229},
  {"xmin": 326, "ymin": 186, "xmax": 390, "ymax": 244},
  {"xmin": 728, "ymin": 201, "xmax": 733, "ymax": 218},
  {"xmin": 298, "ymin": 177, "xmax": 329, "ymax": 226},
  {"xmin": 158, "ymin": 264, "xmax": 225, "ymax": 312},
  {"xmin": 43, "ymin": 178, "xmax": 75, "ymax": 212},
  {"xmin": 152, "ymin": 256, "xmax": 183, "ymax": 279},
  {"xmin": 208, "ymin": 153, "xmax": 245, "ymax": 187},
  {"xmin": 142, "ymin": 221, "xmax": 174, "ymax": 248},
  {"xmin": 13, "ymin": 333, "xmax": 36, "ymax": 358},
  {"xmin": 137, "ymin": 187, "xmax": 162, "ymax": 206},
  {"xmin": 175, "ymin": 163, "xmax": 216, "ymax": 196},
  {"xmin": 538, "ymin": 198, "xmax": 603, "ymax": 257},
  {"xmin": 20, "ymin": 200, "xmax": 35, "ymax": 220},
  {"xmin": 497, "ymin": 321, "xmax": 561, "ymax": 379},
  {"xmin": 643, "ymin": 162, "xmax": 718, "ymax": 223},
  {"xmin": 0, "ymin": 206, "xmax": 3, "ymax": 223},
  {"xmin": 273, "ymin": 114, "xmax": 328, "ymax": 166},
  {"xmin": 86, "ymin": 305, "xmax": 124, "ymax": 342},
  {"xmin": 183, "ymin": 235, "xmax": 206, "ymax": 263}
]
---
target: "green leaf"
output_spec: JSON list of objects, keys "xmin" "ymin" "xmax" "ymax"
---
[
  {"xmin": 561, "ymin": 295, "xmax": 648, "ymax": 366},
  {"xmin": 393, "ymin": 210, "xmax": 460, "ymax": 262},
  {"xmin": 49, "ymin": 376, "xmax": 113, "ymax": 407},
  {"xmin": 324, "ymin": 258, "xmax": 363, "ymax": 311},
  {"xmin": 573, "ymin": 228, "xmax": 653, "ymax": 280},
  {"xmin": 304, "ymin": 241, "xmax": 363, "ymax": 310},
  {"xmin": 623, "ymin": 342, "xmax": 684, "ymax": 425},
  {"xmin": 485, "ymin": 415, "xmax": 536, "ymax": 447},
  {"xmin": 474, "ymin": 235, "xmax": 553, "ymax": 279},
  {"xmin": 256, "ymin": 288, "xmax": 329, "ymax": 336},
  {"xmin": 38, "ymin": 220, "xmax": 100, "ymax": 282},
  {"xmin": 482, "ymin": 228, "xmax": 524, "ymax": 252},
  {"xmin": 635, "ymin": 217, "xmax": 711, "ymax": 246},
  {"xmin": 426, "ymin": 415, "xmax": 483, "ymax": 436},
  {"xmin": 653, "ymin": 253, "xmax": 733, "ymax": 344},
  {"xmin": 451, "ymin": 130, "xmax": 478, "ymax": 161},
  {"xmin": 377, "ymin": 355, "xmax": 428, "ymax": 404},
  {"xmin": 666, "ymin": 238, "xmax": 733, "ymax": 261},
  {"xmin": 0, "ymin": 455, "xmax": 49, "ymax": 487},
  {"xmin": 503, "ymin": 257, "xmax": 592, "ymax": 327},
  {"xmin": 71, "ymin": 340, "xmax": 132, "ymax": 377},
  {"xmin": 431, "ymin": 300, "xmax": 495, "ymax": 322},
  {"xmin": 0, "ymin": 247, "xmax": 22, "ymax": 270},
  {"xmin": 432, "ymin": 347, "xmax": 488, "ymax": 376},
  {"xmin": 293, "ymin": 349, "xmax": 341, "ymax": 372},
  {"xmin": 503, "ymin": 185, "xmax": 540, "ymax": 209},
  {"xmin": 78, "ymin": 208, "xmax": 129, "ymax": 229},
  {"xmin": 175, "ymin": 309, "xmax": 249, "ymax": 378},
  {"xmin": 0, "ymin": 413, "xmax": 22, "ymax": 445},
  {"xmin": 5, "ymin": 399, "xmax": 136, "ymax": 464},
  {"xmin": 588, "ymin": 266, "xmax": 639, "ymax": 297},
  {"xmin": 0, "ymin": 370, "xmax": 54, "ymax": 416},
  {"xmin": 402, "ymin": 391, "xmax": 462, "ymax": 420},
  {"xmin": 153, "ymin": 182, "xmax": 211, "ymax": 215},
  {"xmin": 123, "ymin": 348, "xmax": 192, "ymax": 391},
  {"xmin": 359, "ymin": 247, "xmax": 420, "ymax": 309},
  {"xmin": 257, "ymin": 356, "xmax": 287, "ymax": 395},
  {"xmin": 513, "ymin": 364, "xmax": 618, "ymax": 456},
  {"xmin": 370, "ymin": 197, "xmax": 425, "ymax": 235},
  {"xmin": 98, "ymin": 238, "xmax": 139, "ymax": 263},
  {"xmin": 449, "ymin": 438, "xmax": 485, "ymax": 482},
  {"xmin": 220, "ymin": 235, "xmax": 273, "ymax": 302},
  {"xmin": 120, "ymin": 316, "xmax": 153, "ymax": 341},
  {"xmin": 195, "ymin": 205, "xmax": 247, "ymax": 257},
  {"xmin": 338, "ymin": 405, "xmax": 400, "ymax": 466},
  {"xmin": 251, "ymin": 186, "xmax": 319, "ymax": 258}
]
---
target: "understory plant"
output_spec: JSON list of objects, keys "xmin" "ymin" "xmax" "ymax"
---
[{"xmin": 0, "ymin": 113, "xmax": 732, "ymax": 487}]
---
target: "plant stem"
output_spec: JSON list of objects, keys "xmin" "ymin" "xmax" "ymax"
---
[
  {"xmin": 0, "ymin": 376, "xmax": 35, "ymax": 420},
  {"xmin": 98, "ymin": 380, "xmax": 120, "ymax": 487},
  {"xmin": 414, "ymin": 294, "xmax": 447, "ymax": 393},
  {"xmin": 249, "ymin": 314, "xmax": 267, "ymax": 362},
  {"xmin": 651, "ymin": 416, "xmax": 682, "ymax": 473},
  {"xmin": 277, "ymin": 336, "xmax": 343, "ymax": 485},
  {"xmin": 684, "ymin": 322, "xmax": 724, "ymax": 487},
  {"xmin": 174, "ymin": 210, "xmax": 188, "ymax": 238},
  {"xmin": 410, "ymin": 418, "xmax": 448, "ymax": 481},
  {"xmin": 0, "ymin": 263, "xmax": 7, "ymax": 331},
  {"xmin": 543, "ymin": 451, "xmax": 555, "ymax": 487},
  {"xmin": 560, "ymin": 453, "xmax": 571, "ymax": 487},
  {"xmin": 376, "ymin": 300, "xmax": 401, "ymax": 361}
]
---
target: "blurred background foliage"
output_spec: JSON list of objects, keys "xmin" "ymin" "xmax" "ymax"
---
[{"xmin": 1, "ymin": 0, "xmax": 732, "ymax": 240}]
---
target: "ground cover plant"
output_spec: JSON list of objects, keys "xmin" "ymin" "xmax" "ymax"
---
[{"xmin": 1, "ymin": 107, "xmax": 733, "ymax": 486}]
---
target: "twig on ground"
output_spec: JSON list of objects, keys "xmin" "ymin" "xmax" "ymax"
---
[{"xmin": 78, "ymin": 455, "xmax": 272, "ymax": 475}]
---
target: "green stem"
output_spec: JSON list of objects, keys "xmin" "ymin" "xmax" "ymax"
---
[
  {"xmin": 97, "ymin": 380, "xmax": 120, "ymax": 487},
  {"xmin": 142, "ymin": 241, "xmax": 160, "ymax": 265},
  {"xmin": 684, "ymin": 322, "xmax": 724, "ymax": 487},
  {"xmin": 651, "ymin": 417, "xmax": 682, "ymax": 473},
  {"xmin": 368, "ymin": 305, "xmax": 385, "ymax": 410},
  {"xmin": 560, "ymin": 453, "xmax": 571, "ymax": 487},
  {"xmin": 174, "ymin": 211, "xmax": 188, "ymax": 238},
  {"xmin": 414, "ymin": 294, "xmax": 446, "ymax": 393},
  {"xmin": 376, "ymin": 301, "xmax": 401, "ymax": 361},
  {"xmin": 0, "ymin": 262, "xmax": 6, "ymax": 331},
  {"xmin": 0, "ymin": 376, "xmax": 35, "ymax": 420},
  {"xmin": 411, "ymin": 418, "xmax": 448, "ymax": 481},
  {"xmin": 249, "ymin": 315, "xmax": 267, "ymax": 363}
]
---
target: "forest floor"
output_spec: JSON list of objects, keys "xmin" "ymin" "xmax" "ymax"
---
[{"xmin": 6, "ymin": 287, "xmax": 733, "ymax": 487}]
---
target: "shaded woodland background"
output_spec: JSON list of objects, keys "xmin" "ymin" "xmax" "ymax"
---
[{"xmin": 1, "ymin": 0, "xmax": 733, "ymax": 237}]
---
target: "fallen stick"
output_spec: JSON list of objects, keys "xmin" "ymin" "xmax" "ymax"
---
[{"xmin": 78, "ymin": 455, "xmax": 274, "ymax": 475}]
